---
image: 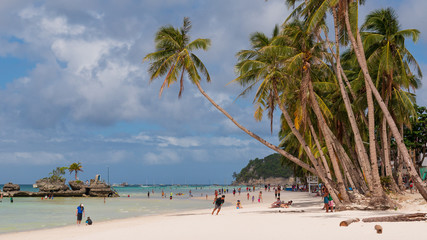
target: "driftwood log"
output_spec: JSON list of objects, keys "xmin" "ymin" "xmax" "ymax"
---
[
  {"xmin": 362, "ymin": 213, "xmax": 427, "ymax": 223},
  {"xmin": 339, "ymin": 218, "xmax": 360, "ymax": 227},
  {"xmin": 374, "ymin": 225, "xmax": 382, "ymax": 234}
]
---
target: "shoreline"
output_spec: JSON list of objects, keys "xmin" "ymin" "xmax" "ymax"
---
[{"xmin": 2, "ymin": 190, "xmax": 427, "ymax": 240}]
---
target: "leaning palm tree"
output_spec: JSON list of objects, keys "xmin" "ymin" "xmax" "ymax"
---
[
  {"xmin": 68, "ymin": 162, "xmax": 83, "ymax": 180},
  {"xmin": 361, "ymin": 8, "xmax": 421, "ymax": 192},
  {"xmin": 233, "ymin": 25, "xmax": 343, "ymax": 203},
  {"xmin": 287, "ymin": 0, "xmax": 427, "ymax": 202},
  {"xmin": 144, "ymin": 17, "xmax": 316, "ymax": 177}
]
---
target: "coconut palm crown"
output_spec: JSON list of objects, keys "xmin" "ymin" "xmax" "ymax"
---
[
  {"xmin": 68, "ymin": 162, "xmax": 83, "ymax": 180},
  {"xmin": 143, "ymin": 17, "xmax": 211, "ymax": 98}
]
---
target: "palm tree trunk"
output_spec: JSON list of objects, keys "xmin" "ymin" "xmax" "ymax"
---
[
  {"xmin": 332, "ymin": 8, "xmax": 374, "ymax": 192},
  {"xmin": 307, "ymin": 118, "xmax": 333, "ymax": 180},
  {"xmin": 365, "ymin": 85, "xmax": 384, "ymax": 197},
  {"xmin": 270, "ymin": 83, "xmax": 342, "ymax": 204},
  {"xmin": 381, "ymin": 91, "xmax": 400, "ymax": 192},
  {"xmin": 396, "ymin": 123, "xmax": 405, "ymax": 190},
  {"xmin": 193, "ymin": 81, "xmax": 315, "ymax": 174},
  {"xmin": 342, "ymin": 6, "xmax": 427, "ymax": 201},
  {"xmin": 307, "ymin": 79, "xmax": 349, "ymax": 202},
  {"xmin": 335, "ymin": 134, "xmax": 368, "ymax": 194}
]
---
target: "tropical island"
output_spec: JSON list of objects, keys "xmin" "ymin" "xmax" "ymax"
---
[{"xmin": 2, "ymin": 162, "xmax": 118, "ymax": 197}]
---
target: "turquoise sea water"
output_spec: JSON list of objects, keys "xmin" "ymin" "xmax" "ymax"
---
[{"xmin": 0, "ymin": 184, "xmax": 233, "ymax": 234}]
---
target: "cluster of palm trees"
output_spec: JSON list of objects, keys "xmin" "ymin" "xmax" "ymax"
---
[{"xmin": 144, "ymin": 0, "xmax": 426, "ymax": 207}]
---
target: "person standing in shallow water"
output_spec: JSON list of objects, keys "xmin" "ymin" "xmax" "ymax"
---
[{"xmin": 76, "ymin": 204, "xmax": 85, "ymax": 225}]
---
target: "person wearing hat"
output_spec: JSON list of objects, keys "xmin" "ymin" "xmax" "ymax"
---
[{"xmin": 76, "ymin": 203, "xmax": 85, "ymax": 225}]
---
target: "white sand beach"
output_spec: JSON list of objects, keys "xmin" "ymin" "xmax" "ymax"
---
[{"xmin": 2, "ymin": 190, "xmax": 426, "ymax": 240}]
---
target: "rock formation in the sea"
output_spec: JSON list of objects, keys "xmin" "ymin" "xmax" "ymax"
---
[
  {"xmin": 88, "ymin": 179, "xmax": 117, "ymax": 197},
  {"xmin": 68, "ymin": 180, "xmax": 85, "ymax": 191},
  {"xmin": 2, "ymin": 182, "xmax": 20, "ymax": 192},
  {"xmin": 35, "ymin": 179, "xmax": 70, "ymax": 192},
  {"xmin": 2, "ymin": 176, "xmax": 118, "ymax": 198}
]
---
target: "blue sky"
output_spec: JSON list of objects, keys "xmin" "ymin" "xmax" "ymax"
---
[{"xmin": 0, "ymin": 0, "xmax": 425, "ymax": 184}]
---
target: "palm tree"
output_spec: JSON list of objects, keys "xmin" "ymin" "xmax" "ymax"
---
[
  {"xmin": 340, "ymin": 1, "xmax": 427, "ymax": 200},
  {"xmin": 144, "ymin": 17, "xmax": 316, "ymax": 177},
  {"xmin": 287, "ymin": 0, "xmax": 427, "ymax": 201},
  {"xmin": 361, "ymin": 8, "xmax": 421, "ymax": 192},
  {"xmin": 69, "ymin": 162, "xmax": 83, "ymax": 180},
  {"xmin": 234, "ymin": 23, "xmax": 349, "ymax": 203}
]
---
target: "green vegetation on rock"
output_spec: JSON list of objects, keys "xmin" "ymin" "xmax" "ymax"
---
[{"xmin": 232, "ymin": 154, "xmax": 293, "ymax": 183}]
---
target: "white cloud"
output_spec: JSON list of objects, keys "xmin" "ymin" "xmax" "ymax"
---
[
  {"xmin": 0, "ymin": 151, "xmax": 65, "ymax": 165},
  {"xmin": 157, "ymin": 136, "xmax": 200, "ymax": 147},
  {"xmin": 143, "ymin": 150, "xmax": 180, "ymax": 165}
]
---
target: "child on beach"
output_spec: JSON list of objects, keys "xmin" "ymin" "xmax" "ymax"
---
[
  {"xmin": 328, "ymin": 194, "xmax": 334, "ymax": 212},
  {"xmin": 247, "ymin": 193, "xmax": 250, "ymax": 200},
  {"xmin": 258, "ymin": 191, "xmax": 263, "ymax": 203},
  {"xmin": 236, "ymin": 200, "xmax": 242, "ymax": 209},
  {"xmin": 252, "ymin": 195, "xmax": 255, "ymax": 203},
  {"xmin": 85, "ymin": 217, "xmax": 93, "ymax": 225}
]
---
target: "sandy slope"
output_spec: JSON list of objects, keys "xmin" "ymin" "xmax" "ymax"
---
[{"xmin": 2, "ymin": 190, "xmax": 426, "ymax": 240}]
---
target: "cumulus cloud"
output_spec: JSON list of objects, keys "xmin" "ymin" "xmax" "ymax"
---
[
  {"xmin": 143, "ymin": 150, "xmax": 180, "ymax": 165},
  {"xmin": 0, "ymin": 151, "xmax": 66, "ymax": 165}
]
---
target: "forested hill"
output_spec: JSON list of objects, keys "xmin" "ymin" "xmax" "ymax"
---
[{"xmin": 232, "ymin": 154, "xmax": 293, "ymax": 184}]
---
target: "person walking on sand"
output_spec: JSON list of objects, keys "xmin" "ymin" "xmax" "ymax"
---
[
  {"xmin": 247, "ymin": 192, "xmax": 250, "ymax": 200},
  {"xmin": 76, "ymin": 204, "xmax": 85, "ymax": 225},
  {"xmin": 212, "ymin": 195, "xmax": 225, "ymax": 215},
  {"xmin": 258, "ymin": 191, "xmax": 263, "ymax": 203},
  {"xmin": 252, "ymin": 195, "xmax": 255, "ymax": 203}
]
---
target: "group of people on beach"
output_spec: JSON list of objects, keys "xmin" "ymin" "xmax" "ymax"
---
[
  {"xmin": 321, "ymin": 185, "xmax": 334, "ymax": 212},
  {"xmin": 76, "ymin": 203, "xmax": 92, "ymax": 226}
]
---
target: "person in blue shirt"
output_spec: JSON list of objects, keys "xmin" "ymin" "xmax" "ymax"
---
[{"xmin": 76, "ymin": 204, "xmax": 85, "ymax": 225}]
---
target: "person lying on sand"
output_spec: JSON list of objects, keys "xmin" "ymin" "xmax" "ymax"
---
[
  {"xmin": 280, "ymin": 200, "xmax": 293, "ymax": 208},
  {"xmin": 271, "ymin": 199, "xmax": 293, "ymax": 208}
]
